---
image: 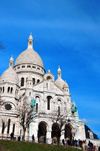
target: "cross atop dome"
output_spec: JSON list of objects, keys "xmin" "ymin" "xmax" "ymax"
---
[{"xmin": 28, "ymin": 33, "xmax": 34, "ymax": 49}]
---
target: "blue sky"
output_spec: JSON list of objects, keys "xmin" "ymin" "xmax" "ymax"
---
[{"xmin": 0, "ymin": 0, "xmax": 100, "ymax": 138}]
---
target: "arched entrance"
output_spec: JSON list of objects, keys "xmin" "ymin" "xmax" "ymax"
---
[
  {"xmin": 52, "ymin": 123, "xmax": 60, "ymax": 145},
  {"xmin": 65, "ymin": 124, "xmax": 72, "ymax": 145},
  {"xmin": 38, "ymin": 122, "xmax": 47, "ymax": 143}
]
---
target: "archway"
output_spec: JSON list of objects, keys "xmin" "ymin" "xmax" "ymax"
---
[
  {"xmin": 65, "ymin": 124, "xmax": 72, "ymax": 145},
  {"xmin": 38, "ymin": 122, "xmax": 47, "ymax": 143},
  {"xmin": 52, "ymin": 123, "xmax": 60, "ymax": 145}
]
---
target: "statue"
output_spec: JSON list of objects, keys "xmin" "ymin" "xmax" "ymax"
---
[
  {"xmin": 31, "ymin": 98, "xmax": 36, "ymax": 108},
  {"xmin": 71, "ymin": 100, "xmax": 77, "ymax": 116}
]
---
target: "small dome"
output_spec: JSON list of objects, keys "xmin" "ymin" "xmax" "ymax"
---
[
  {"xmin": 0, "ymin": 66, "xmax": 19, "ymax": 85},
  {"xmin": 55, "ymin": 78, "xmax": 65, "ymax": 89},
  {"xmin": 63, "ymin": 81, "xmax": 69, "ymax": 88}
]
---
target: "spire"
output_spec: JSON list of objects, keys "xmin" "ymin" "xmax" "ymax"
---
[
  {"xmin": 28, "ymin": 33, "xmax": 33, "ymax": 49},
  {"xmin": 9, "ymin": 55, "xmax": 14, "ymax": 67},
  {"xmin": 57, "ymin": 66, "xmax": 61, "ymax": 78}
]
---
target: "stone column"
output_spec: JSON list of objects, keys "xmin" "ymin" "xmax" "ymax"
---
[
  {"xmin": 47, "ymin": 128, "xmax": 52, "ymax": 144},
  {"xmin": 60, "ymin": 130, "xmax": 64, "ymax": 144}
]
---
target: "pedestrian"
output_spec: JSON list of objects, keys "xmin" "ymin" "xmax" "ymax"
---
[
  {"xmin": 62, "ymin": 139, "xmax": 65, "ymax": 145},
  {"xmin": 18, "ymin": 136, "xmax": 20, "ymax": 141},
  {"xmin": 44, "ymin": 135, "xmax": 46, "ymax": 144},
  {"xmin": 32, "ymin": 134, "xmax": 35, "ymax": 142},
  {"xmin": 10, "ymin": 132, "xmax": 14, "ymax": 140}
]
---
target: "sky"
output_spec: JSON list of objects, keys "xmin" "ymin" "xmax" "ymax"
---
[{"xmin": 0, "ymin": 0, "xmax": 100, "ymax": 139}]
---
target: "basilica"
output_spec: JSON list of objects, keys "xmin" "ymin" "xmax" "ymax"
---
[{"xmin": 0, "ymin": 34, "xmax": 88, "ymax": 144}]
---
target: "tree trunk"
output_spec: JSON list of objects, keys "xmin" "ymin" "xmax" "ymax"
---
[{"xmin": 23, "ymin": 128, "xmax": 26, "ymax": 141}]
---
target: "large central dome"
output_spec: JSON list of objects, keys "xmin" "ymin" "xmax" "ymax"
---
[{"xmin": 14, "ymin": 34, "xmax": 44, "ymax": 68}]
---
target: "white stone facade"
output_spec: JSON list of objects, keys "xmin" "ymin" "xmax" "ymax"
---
[{"xmin": 0, "ymin": 34, "xmax": 86, "ymax": 144}]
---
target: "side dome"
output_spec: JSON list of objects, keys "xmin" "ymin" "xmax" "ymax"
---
[
  {"xmin": 0, "ymin": 67, "xmax": 19, "ymax": 85},
  {"xmin": 55, "ymin": 78, "xmax": 65, "ymax": 89},
  {"xmin": 0, "ymin": 57, "xmax": 19, "ymax": 85},
  {"xmin": 14, "ymin": 34, "xmax": 44, "ymax": 68},
  {"xmin": 55, "ymin": 66, "xmax": 65, "ymax": 89}
]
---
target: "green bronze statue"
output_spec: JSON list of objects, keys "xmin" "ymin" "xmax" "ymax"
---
[
  {"xmin": 31, "ymin": 98, "xmax": 36, "ymax": 108},
  {"xmin": 71, "ymin": 100, "xmax": 77, "ymax": 116}
]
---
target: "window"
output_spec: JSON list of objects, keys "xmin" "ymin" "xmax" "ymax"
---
[
  {"xmin": 15, "ymin": 89, "xmax": 18, "ymax": 95},
  {"xmin": 3, "ymin": 87, "xmax": 4, "ymax": 93},
  {"xmin": 47, "ymin": 96, "xmax": 51, "ymax": 110},
  {"xmin": 58, "ymin": 106, "xmax": 60, "ymax": 116},
  {"xmin": 37, "ymin": 67, "xmax": 40, "ymax": 70},
  {"xmin": 29, "ymin": 92, "xmax": 31, "ymax": 96},
  {"xmin": 47, "ymin": 76, "xmax": 52, "ymax": 81},
  {"xmin": 32, "ymin": 66, "xmax": 36, "ymax": 68},
  {"xmin": 11, "ymin": 87, "xmax": 13, "ymax": 94},
  {"xmin": 27, "ymin": 65, "xmax": 31, "ymax": 68},
  {"xmin": 37, "ymin": 79, "xmax": 40, "ymax": 83},
  {"xmin": 0, "ymin": 87, "xmax": 2, "ymax": 93},
  {"xmin": 36, "ymin": 103, "xmax": 38, "ymax": 113},
  {"xmin": 29, "ymin": 41, "xmax": 32, "ymax": 44},
  {"xmin": 22, "ymin": 66, "xmax": 25, "ymax": 68},
  {"xmin": 7, "ymin": 87, "xmax": 10, "ymax": 93},
  {"xmin": 7, "ymin": 119, "xmax": 11, "ymax": 134},
  {"xmin": 17, "ymin": 66, "xmax": 20, "ymax": 69},
  {"xmin": 32, "ymin": 78, "xmax": 35, "ymax": 85},
  {"xmin": 13, "ymin": 124, "xmax": 15, "ymax": 134},
  {"xmin": 21, "ymin": 77, "xmax": 24, "ymax": 86}
]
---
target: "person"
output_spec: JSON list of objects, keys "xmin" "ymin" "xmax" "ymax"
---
[
  {"xmin": 44, "ymin": 135, "xmax": 46, "ymax": 144},
  {"xmin": 10, "ymin": 132, "xmax": 14, "ymax": 140},
  {"xmin": 62, "ymin": 139, "xmax": 65, "ymax": 145},
  {"xmin": 32, "ymin": 134, "xmax": 35, "ymax": 142},
  {"xmin": 18, "ymin": 136, "xmax": 20, "ymax": 141}
]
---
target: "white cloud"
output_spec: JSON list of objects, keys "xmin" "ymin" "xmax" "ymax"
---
[{"xmin": 81, "ymin": 119, "xmax": 88, "ymax": 123}]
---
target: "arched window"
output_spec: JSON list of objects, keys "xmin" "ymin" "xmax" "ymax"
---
[
  {"xmin": 3, "ymin": 87, "xmax": 4, "ymax": 93},
  {"xmin": 21, "ymin": 77, "xmax": 24, "ymax": 86},
  {"xmin": 13, "ymin": 124, "xmax": 15, "ymax": 134},
  {"xmin": 11, "ymin": 87, "xmax": 13, "ymax": 94},
  {"xmin": 47, "ymin": 96, "xmax": 52, "ymax": 110},
  {"xmin": 7, "ymin": 87, "xmax": 10, "ymax": 93},
  {"xmin": 47, "ymin": 76, "xmax": 52, "ymax": 81},
  {"xmin": 29, "ymin": 92, "xmax": 31, "ymax": 96},
  {"xmin": 32, "ymin": 78, "xmax": 35, "ymax": 85},
  {"xmin": 37, "ymin": 79, "xmax": 40, "ymax": 83},
  {"xmin": 58, "ymin": 106, "xmax": 60, "ymax": 116},
  {"xmin": 36, "ymin": 103, "xmax": 38, "ymax": 113},
  {"xmin": 7, "ymin": 119, "xmax": 11, "ymax": 134}
]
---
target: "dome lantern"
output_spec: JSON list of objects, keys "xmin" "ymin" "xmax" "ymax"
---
[
  {"xmin": 28, "ymin": 33, "xmax": 33, "ymax": 49},
  {"xmin": 9, "ymin": 55, "xmax": 14, "ymax": 67},
  {"xmin": 57, "ymin": 66, "xmax": 61, "ymax": 78}
]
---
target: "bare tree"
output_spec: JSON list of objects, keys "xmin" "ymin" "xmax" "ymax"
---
[
  {"xmin": 0, "ymin": 40, "xmax": 4, "ymax": 51},
  {"xmin": 18, "ymin": 97, "xmax": 37, "ymax": 141}
]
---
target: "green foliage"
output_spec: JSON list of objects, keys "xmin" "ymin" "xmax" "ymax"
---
[{"xmin": 0, "ymin": 140, "xmax": 82, "ymax": 151}]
